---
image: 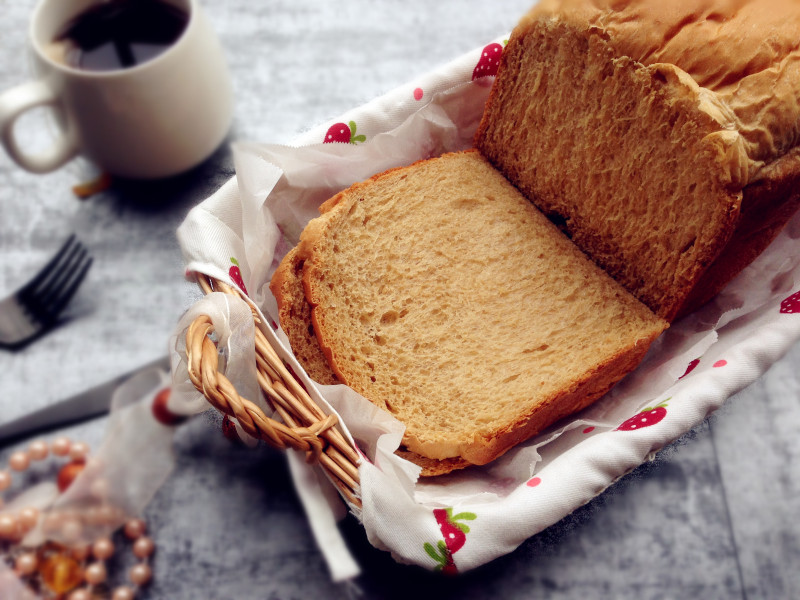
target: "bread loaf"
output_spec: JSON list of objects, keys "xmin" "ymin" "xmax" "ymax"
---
[
  {"xmin": 475, "ymin": 0, "xmax": 800, "ymax": 320},
  {"xmin": 291, "ymin": 151, "xmax": 666, "ymax": 466},
  {"xmin": 270, "ymin": 0, "xmax": 800, "ymax": 473}
]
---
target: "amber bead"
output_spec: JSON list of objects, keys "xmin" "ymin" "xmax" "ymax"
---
[
  {"xmin": 57, "ymin": 461, "xmax": 86, "ymax": 492},
  {"xmin": 39, "ymin": 552, "xmax": 83, "ymax": 594}
]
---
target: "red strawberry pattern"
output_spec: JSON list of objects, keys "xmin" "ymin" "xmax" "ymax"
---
[
  {"xmin": 424, "ymin": 541, "xmax": 457, "ymax": 575},
  {"xmin": 616, "ymin": 400, "xmax": 670, "ymax": 431},
  {"xmin": 780, "ymin": 290, "xmax": 800, "ymax": 314},
  {"xmin": 424, "ymin": 508, "xmax": 477, "ymax": 574},
  {"xmin": 679, "ymin": 358, "xmax": 700, "ymax": 379},
  {"xmin": 435, "ymin": 508, "xmax": 475, "ymax": 553},
  {"xmin": 229, "ymin": 257, "xmax": 248, "ymax": 295},
  {"xmin": 323, "ymin": 120, "xmax": 366, "ymax": 144},
  {"xmin": 472, "ymin": 42, "xmax": 503, "ymax": 79}
]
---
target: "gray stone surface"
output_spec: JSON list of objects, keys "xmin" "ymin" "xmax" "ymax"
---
[{"xmin": 0, "ymin": 1, "xmax": 798, "ymax": 598}]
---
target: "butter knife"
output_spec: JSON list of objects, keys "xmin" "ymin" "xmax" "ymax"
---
[{"xmin": 0, "ymin": 355, "xmax": 170, "ymax": 447}]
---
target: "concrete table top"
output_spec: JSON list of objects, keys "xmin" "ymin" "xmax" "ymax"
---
[{"xmin": 1, "ymin": 1, "xmax": 798, "ymax": 598}]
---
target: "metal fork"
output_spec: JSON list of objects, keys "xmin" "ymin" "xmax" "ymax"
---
[{"xmin": 0, "ymin": 235, "xmax": 93, "ymax": 349}]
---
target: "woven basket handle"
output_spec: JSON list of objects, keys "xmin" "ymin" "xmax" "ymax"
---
[{"xmin": 185, "ymin": 275, "xmax": 361, "ymax": 506}]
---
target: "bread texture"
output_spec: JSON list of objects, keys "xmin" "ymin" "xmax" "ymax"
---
[
  {"xmin": 271, "ymin": 247, "xmax": 472, "ymax": 476},
  {"xmin": 271, "ymin": 247, "xmax": 339, "ymax": 386},
  {"xmin": 294, "ymin": 151, "xmax": 666, "ymax": 465},
  {"xmin": 475, "ymin": 0, "xmax": 800, "ymax": 320}
]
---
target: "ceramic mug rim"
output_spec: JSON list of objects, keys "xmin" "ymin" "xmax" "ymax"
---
[{"xmin": 29, "ymin": 0, "xmax": 198, "ymax": 80}]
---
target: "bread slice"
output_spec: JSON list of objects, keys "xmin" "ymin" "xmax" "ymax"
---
[
  {"xmin": 680, "ymin": 147, "xmax": 800, "ymax": 314},
  {"xmin": 474, "ymin": 4, "xmax": 741, "ymax": 321},
  {"xmin": 295, "ymin": 150, "xmax": 666, "ymax": 465},
  {"xmin": 476, "ymin": 0, "xmax": 800, "ymax": 320},
  {"xmin": 271, "ymin": 246, "xmax": 472, "ymax": 476},
  {"xmin": 271, "ymin": 246, "xmax": 339, "ymax": 386}
]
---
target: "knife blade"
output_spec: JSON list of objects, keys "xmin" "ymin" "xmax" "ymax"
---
[{"xmin": 0, "ymin": 355, "xmax": 171, "ymax": 447}]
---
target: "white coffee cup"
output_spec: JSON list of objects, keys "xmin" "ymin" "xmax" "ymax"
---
[{"xmin": 0, "ymin": 0, "xmax": 233, "ymax": 179}]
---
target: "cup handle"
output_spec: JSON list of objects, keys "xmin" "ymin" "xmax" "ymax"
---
[{"xmin": 0, "ymin": 79, "xmax": 79, "ymax": 173}]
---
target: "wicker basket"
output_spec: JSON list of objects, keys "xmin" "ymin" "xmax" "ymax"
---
[{"xmin": 184, "ymin": 274, "xmax": 362, "ymax": 507}]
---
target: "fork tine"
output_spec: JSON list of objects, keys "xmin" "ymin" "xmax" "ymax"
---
[
  {"xmin": 18, "ymin": 235, "xmax": 78, "ymax": 296},
  {"xmin": 17, "ymin": 243, "xmax": 84, "ymax": 318},
  {"xmin": 17, "ymin": 238, "xmax": 91, "ymax": 327},
  {"xmin": 31, "ymin": 246, "xmax": 91, "ymax": 323},
  {"xmin": 34, "ymin": 244, "xmax": 89, "ymax": 304},
  {"xmin": 43, "ymin": 254, "xmax": 93, "ymax": 322}
]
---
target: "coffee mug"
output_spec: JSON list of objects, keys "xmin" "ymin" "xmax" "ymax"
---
[{"xmin": 0, "ymin": 0, "xmax": 233, "ymax": 179}]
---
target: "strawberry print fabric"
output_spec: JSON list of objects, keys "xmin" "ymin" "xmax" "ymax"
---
[
  {"xmin": 174, "ymin": 35, "xmax": 800, "ymax": 577},
  {"xmin": 472, "ymin": 42, "xmax": 504, "ymax": 79}
]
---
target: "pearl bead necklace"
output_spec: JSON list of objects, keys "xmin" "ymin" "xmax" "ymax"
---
[{"xmin": 0, "ymin": 437, "xmax": 156, "ymax": 599}]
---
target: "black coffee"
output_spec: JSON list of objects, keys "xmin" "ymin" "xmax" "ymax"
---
[{"xmin": 56, "ymin": 0, "xmax": 189, "ymax": 72}]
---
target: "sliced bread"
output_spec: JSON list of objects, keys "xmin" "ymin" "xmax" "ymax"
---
[
  {"xmin": 475, "ymin": 0, "xmax": 800, "ymax": 320},
  {"xmin": 271, "ymin": 246, "xmax": 472, "ymax": 475},
  {"xmin": 271, "ymin": 246, "xmax": 339, "ymax": 386},
  {"xmin": 294, "ymin": 150, "xmax": 667, "ymax": 465}
]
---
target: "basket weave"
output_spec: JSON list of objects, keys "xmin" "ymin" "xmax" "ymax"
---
[{"xmin": 185, "ymin": 274, "xmax": 362, "ymax": 507}]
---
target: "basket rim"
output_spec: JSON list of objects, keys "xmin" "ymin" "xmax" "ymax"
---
[{"xmin": 186, "ymin": 274, "xmax": 362, "ymax": 507}]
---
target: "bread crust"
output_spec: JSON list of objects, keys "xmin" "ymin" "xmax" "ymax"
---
[
  {"xmin": 417, "ymin": 333, "xmax": 658, "ymax": 465},
  {"xmin": 530, "ymin": 0, "xmax": 800, "ymax": 164},
  {"xmin": 270, "ymin": 247, "xmax": 339, "ymax": 386},
  {"xmin": 677, "ymin": 148, "xmax": 800, "ymax": 315}
]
